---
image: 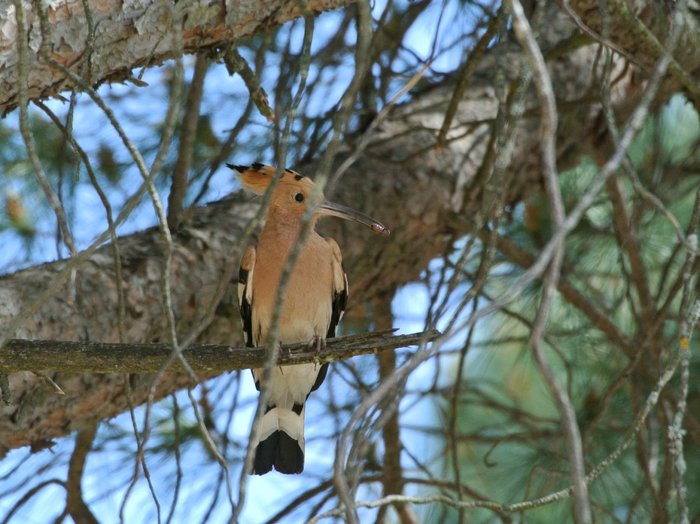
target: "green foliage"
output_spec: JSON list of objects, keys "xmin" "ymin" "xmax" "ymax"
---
[{"xmin": 440, "ymin": 96, "xmax": 700, "ymax": 522}]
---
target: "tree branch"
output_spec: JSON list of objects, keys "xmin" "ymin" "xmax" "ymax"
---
[
  {"xmin": 373, "ymin": 295, "xmax": 417, "ymax": 524},
  {"xmin": 0, "ymin": 0, "xmax": 354, "ymax": 112},
  {"xmin": 167, "ymin": 53, "xmax": 209, "ymax": 230},
  {"xmin": 65, "ymin": 424, "xmax": 99, "ymax": 524},
  {"xmin": 0, "ymin": 330, "xmax": 439, "ymax": 374}
]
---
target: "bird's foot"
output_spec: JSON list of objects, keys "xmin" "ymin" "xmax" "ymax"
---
[
  {"xmin": 279, "ymin": 340, "xmax": 291, "ymax": 358},
  {"xmin": 307, "ymin": 335, "xmax": 326, "ymax": 364}
]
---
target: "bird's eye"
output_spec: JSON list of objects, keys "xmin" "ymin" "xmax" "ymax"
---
[{"xmin": 294, "ymin": 193, "xmax": 305, "ymax": 203}]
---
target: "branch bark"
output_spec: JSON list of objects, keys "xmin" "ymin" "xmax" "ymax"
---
[
  {"xmin": 66, "ymin": 424, "xmax": 99, "ymax": 524},
  {"xmin": 0, "ymin": 0, "xmax": 353, "ymax": 112},
  {"xmin": 373, "ymin": 296, "xmax": 417, "ymax": 524},
  {"xmin": 0, "ymin": 330, "xmax": 439, "ymax": 373}
]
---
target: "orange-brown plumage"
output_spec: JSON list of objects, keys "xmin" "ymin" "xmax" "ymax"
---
[{"xmin": 230, "ymin": 162, "xmax": 388, "ymax": 475}]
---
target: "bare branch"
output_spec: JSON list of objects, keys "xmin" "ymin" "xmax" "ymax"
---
[
  {"xmin": 310, "ymin": 330, "xmax": 690, "ymax": 523},
  {"xmin": 223, "ymin": 46, "xmax": 274, "ymax": 122},
  {"xmin": 0, "ymin": 330, "xmax": 439, "ymax": 374},
  {"xmin": 372, "ymin": 295, "xmax": 417, "ymax": 524},
  {"xmin": 167, "ymin": 53, "xmax": 210, "ymax": 229},
  {"xmin": 65, "ymin": 424, "xmax": 99, "ymax": 524},
  {"xmin": 506, "ymin": 0, "xmax": 591, "ymax": 521}
]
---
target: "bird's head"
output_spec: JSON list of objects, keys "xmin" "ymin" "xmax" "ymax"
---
[{"xmin": 228, "ymin": 163, "xmax": 390, "ymax": 236}]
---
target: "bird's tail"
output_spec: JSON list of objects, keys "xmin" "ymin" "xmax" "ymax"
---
[{"xmin": 252, "ymin": 405, "xmax": 305, "ymax": 475}]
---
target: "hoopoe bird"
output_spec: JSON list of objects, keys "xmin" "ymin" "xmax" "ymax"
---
[{"xmin": 229, "ymin": 163, "xmax": 390, "ymax": 475}]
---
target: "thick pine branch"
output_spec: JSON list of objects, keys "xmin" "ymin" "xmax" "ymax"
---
[
  {"xmin": 0, "ymin": 0, "xmax": 697, "ymax": 115},
  {"xmin": 0, "ymin": 0, "xmax": 353, "ymax": 112},
  {"xmin": 0, "ymin": 330, "xmax": 440, "ymax": 373}
]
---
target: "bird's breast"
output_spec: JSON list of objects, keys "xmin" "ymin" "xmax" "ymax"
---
[{"xmin": 252, "ymin": 233, "xmax": 334, "ymax": 345}]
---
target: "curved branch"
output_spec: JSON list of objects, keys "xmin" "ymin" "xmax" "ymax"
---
[{"xmin": 66, "ymin": 424, "xmax": 99, "ymax": 524}]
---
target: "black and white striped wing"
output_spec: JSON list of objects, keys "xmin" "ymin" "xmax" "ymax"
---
[
  {"xmin": 238, "ymin": 245, "xmax": 256, "ymax": 348},
  {"xmin": 325, "ymin": 237, "xmax": 348, "ymax": 339}
]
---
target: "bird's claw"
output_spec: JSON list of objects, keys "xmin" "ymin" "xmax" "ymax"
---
[
  {"xmin": 308, "ymin": 335, "xmax": 326, "ymax": 365},
  {"xmin": 279, "ymin": 340, "xmax": 291, "ymax": 358}
]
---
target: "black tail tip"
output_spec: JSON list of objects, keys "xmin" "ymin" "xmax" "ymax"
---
[{"xmin": 251, "ymin": 431, "xmax": 304, "ymax": 475}]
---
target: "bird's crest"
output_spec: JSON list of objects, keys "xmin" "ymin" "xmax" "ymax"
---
[
  {"xmin": 227, "ymin": 163, "xmax": 312, "ymax": 195},
  {"xmin": 227, "ymin": 162, "xmax": 390, "ymax": 235}
]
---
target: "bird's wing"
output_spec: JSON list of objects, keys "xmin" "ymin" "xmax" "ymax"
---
[
  {"xmin": 308, "ymin": 238, "xmax": 347, "ymax": 394},
  {"xmin": 238, "ymin": 245, "xmax": 256, "ymax": 348},
  {"xmin": 324, "ymin": 237, "xmax": 348, "ymax": 339}
]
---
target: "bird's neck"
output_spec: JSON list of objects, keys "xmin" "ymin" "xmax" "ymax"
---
[
  {"xmin": 265, "ymin": 210, "xmax": 301, "ymax": 231},
  {"xmin": 260, "ymin": 212, "xmax": 318, "ymax": 249}
]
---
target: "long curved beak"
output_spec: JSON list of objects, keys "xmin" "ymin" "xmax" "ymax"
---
[{"xmin": 317, "ymin": 201, "xmax": 390, "ymax": 236}]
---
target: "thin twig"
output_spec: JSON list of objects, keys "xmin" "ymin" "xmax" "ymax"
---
[
  {"xmin": 436, "ymin": 10, "xmax": 503, "ymax": 150},
  {"xmin": 334, "ymin": 330, "xmax": 446, "ymax": 524},
  {"xmin": 33, "ymin": 100, "xmax": 128, "ymax": 343},
  {"xmin": 167, "ymin": 53, "xmax": 209, "ymax": 229},
  {"xmin": 223, "ymin": 46, "xmax": 274, "ymax": 122},
  {"xmin": 447, "ymin": 31, "xmax": 685, "ymax": 355},
  {"xmin": 13, "ymin": 0, "xmax": 77, "ymax": 259},
  {"xmin": 120, "ymin": 377, "xmax": 162, "ymax": 524},
  {"xmin": 0, "ymin": 479, "xmax": 66, "ymax": 524},
  {"xmin": 506, "ymin": 0, "xmax": 591, "ymax": 521},
  {"xmin": 309, "ymin": 334, "xmax": 689, "ymax": 522},
  {"xmin": 165, "ymin": 395, "xmax": 183, "ymax": 524}
]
